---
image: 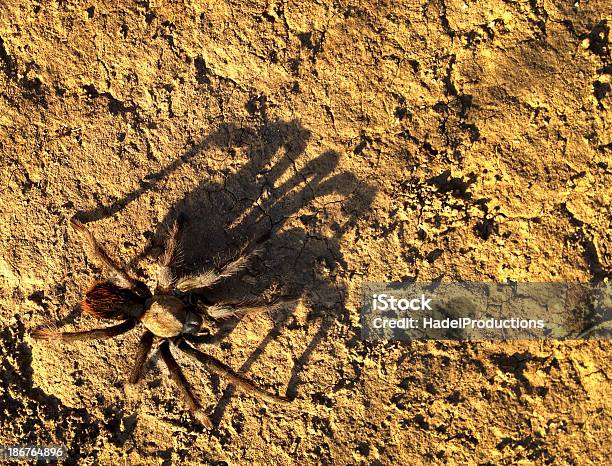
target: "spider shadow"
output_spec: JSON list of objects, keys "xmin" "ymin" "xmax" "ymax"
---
[{"xmin": 76, "ymin": 119, "xmax": 375, "ymax": 428}]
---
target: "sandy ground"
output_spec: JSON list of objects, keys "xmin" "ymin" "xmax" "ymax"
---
[{"xmin": 0, "ymin": 0, "xmax": 610, "ymax": 464}]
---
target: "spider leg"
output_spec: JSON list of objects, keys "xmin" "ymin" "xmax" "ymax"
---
[
  {"xmin": 128, "ymin": 330, "xmax": 154, "ymax": 384},
  {"xmin": 205, "ymin": 297, "xmax": 297, "ymax": 320},
  {"xmin": 175, "ymin": 248, "xmax": 259, "ymax": 292},
  {"xmin": 156, "ymin": 218, "xmax": 183, "ymax": 293},
  {"xmin": 176, "ymin": 231, "xmax": 270, "ymax": 292},
  {"xmin": 70, "ymin": 218, "xmax": 140, "ymax": 291},
  {"xmin": 176, "ymin": 339, "xmax": 291, "ymax": 404},
  {"xmin": 159, "ymin": 341, "xmax": 213, "ymax": 429},
  {"xmin": 31, "ymin": 319, "xmax": 136, "ymax": 342}
]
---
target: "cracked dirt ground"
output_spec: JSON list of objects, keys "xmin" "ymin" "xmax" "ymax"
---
[{"xmin": 0, "ymin": 0, "xmax": 610, "ymax": 464}]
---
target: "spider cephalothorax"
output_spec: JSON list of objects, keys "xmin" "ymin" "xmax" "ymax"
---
[{"xmin": 32, "ymin": 216, "xmax": 294, "ymax": 428}]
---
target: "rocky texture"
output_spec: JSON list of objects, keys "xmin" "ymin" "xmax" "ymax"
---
[{"xmin": 0, "ymin": 1, "xmax": 610, "ymax": 464}]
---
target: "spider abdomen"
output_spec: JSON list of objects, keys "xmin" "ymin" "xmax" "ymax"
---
[
  {"xmin": 141, "ymin": 295, "xmax": 189, "ymax": 337},
  {"xmin": 82, "ymin": 282, "xmax": 146, "ymax": 320}
]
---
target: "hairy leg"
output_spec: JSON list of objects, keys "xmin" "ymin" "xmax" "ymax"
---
[
  {"xmin": 31, "ymin": 319, "xmax": 136, "ymax": 342},
  {"xmin": 176, "ymin": 231, "xmax": 271, "ymax": 292},
  {"xmin": 159, "ymin": 341, "xmax": 213, "ymax": 428},
  {"xmin": 175, "ymin": 248, "xmax": 259, "ymax": 292},
  {"xmin": 156, "ymin": 218, "xmax": 183, "ymax": 293},
  {"xmin": 176, "ymin": 339, "xmax": 291, "ymax": 404},
  {"xmin": 205, "ymin": 297, "xmax": 297, "ymax": 320},
  {"xmin": 70, "ymin": 218, "xmax": 140, "ymax": 291},
  {"xmin": 128, "ymin": 330, "xmax": 154, "ymax": 384}
]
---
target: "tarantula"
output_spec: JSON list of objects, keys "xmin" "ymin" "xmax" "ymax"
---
[{"xmin": 32, "ymin": 217, "xmax": 294, "ymax": 428}]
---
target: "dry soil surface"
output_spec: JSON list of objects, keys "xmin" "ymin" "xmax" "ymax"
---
[{"xmin": 0, "ymin": 0, "xmax": 610, "ymax": 464}]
